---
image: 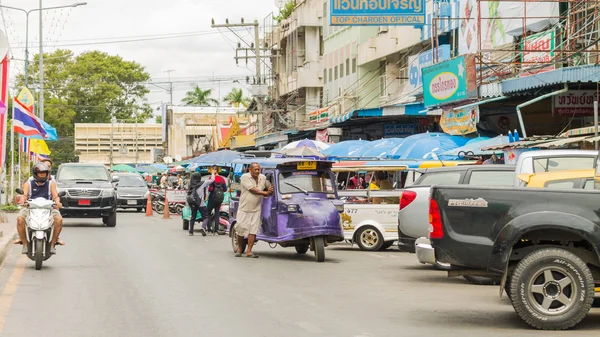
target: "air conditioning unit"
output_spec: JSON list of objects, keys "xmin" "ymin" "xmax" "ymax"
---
[
  {"xmin": 378, "ymin": 26, "xmax": 389, "ymax": 34},
  {"xmin": 317, "ymin": 71, "xmax": 323, "ymax": 78}
]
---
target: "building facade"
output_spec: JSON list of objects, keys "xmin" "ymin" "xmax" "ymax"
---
[{"xmin": 74, "ymin": 123, "xmax": 163, "ymax": 165}]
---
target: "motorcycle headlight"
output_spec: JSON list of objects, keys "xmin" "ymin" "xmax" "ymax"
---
[{"xmin": 102, "ymin": 188, "xmax": 115, "ymax": 197}]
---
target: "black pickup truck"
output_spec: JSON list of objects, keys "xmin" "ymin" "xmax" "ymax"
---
[{"xmin": 429, "ymin": 185, "xmax": 600, "ymax": 330}]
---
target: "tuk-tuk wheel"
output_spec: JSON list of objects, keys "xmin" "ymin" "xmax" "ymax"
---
[
  {"xmin": 312, "ymin": 236, "xmax": 325, "ymax": 262},
  {"xmin": 230, "ymin": 224, "xmax": 247, "ymax": 254},
  {"xmin": 295, "ymin": 243, "xmax": 309, "ymax": 254}
]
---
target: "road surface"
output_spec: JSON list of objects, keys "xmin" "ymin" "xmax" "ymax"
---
[{"xmin": 0, "ymin": 211, "xmax": 597, "ymax": 337}]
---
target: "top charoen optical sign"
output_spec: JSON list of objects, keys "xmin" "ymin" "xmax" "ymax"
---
[{"xmin": 330, "ymin": 0, "xmax": 425, "ymax": 26}]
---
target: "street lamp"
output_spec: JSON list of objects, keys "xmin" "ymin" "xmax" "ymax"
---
[{"xmin": 0, "ymin": 2, "xmax": 87, "ymax": 118}]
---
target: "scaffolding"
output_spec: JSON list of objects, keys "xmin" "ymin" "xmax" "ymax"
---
[{"xmin": 431, "ymin": 0, "xmax": 600, "ymax": 84}]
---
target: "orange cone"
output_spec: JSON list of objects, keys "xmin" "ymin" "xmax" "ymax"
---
[
  {"xmin": 145, "ymin": 193, "xmax": 153, "ymax": 217},
  {"xmin": 162, "ymin": 190, "xmax": 171, "ymax": 219}
]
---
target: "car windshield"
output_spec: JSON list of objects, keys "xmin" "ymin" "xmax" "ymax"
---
[
  {"xmin": 117, "ymin": 176, "xmax": 146, "ymax": 187},
  {"xmin": 58, "ymin": 166, "xmax": 109, "ymax": 181},
  {"xmin": 278, "ymin": 171, "xmax": 334, "ymax": 194}
]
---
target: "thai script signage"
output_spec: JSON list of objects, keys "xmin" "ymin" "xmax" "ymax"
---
[
  {"xmin": 384, "ymin": 123, "xmax": 417, "ymax": 137},
  {"xmin": 330, "ymin": 0, "xmax": 426, "ymax": 26},
  {"xmin": 404, "ymin": 45, "xmax": 451, "ymax": 96},
  {"xmin": 422, "ymin": 54, "xmax": 477, "ymax": 107},
  {"xmin": 553, "ymin": 90, "xmax": 599, "ymax": 116},
  {"xmin": 521, "ymin": 30, "xmax": 555, "ymax": 77},
  {"xmin": 440, "ymin": 106, "xmax": 479, "ymax": 135}
]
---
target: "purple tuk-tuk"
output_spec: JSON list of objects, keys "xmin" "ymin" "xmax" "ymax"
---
[{"xmin": 228, "ymin": 158, "xmax": 344, "ymax": 262}]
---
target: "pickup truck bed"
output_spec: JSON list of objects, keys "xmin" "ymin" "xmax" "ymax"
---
[{"xmin": 430, "ymin": 185, "xmax": 600, "ymax": 330}]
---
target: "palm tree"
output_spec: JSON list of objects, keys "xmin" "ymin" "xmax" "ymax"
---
[
  {"xmin": 223, "ymin": 88, "xmax": 250, "ymax": 108},
  {"xmin": 181, "ymin": 85, "xmax": 218, "ymax": 106}
]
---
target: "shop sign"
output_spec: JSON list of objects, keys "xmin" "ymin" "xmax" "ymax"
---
[
  {"xmin": 384, "ymin": 123, "xmax": 417, "ymax": 137},
  {"xmin": 316, "ymin": 129, "xmax": 329, "ymax": 143},
  {"xmin": 521, "ymin": 30, "xmax": 555, "ymax": 77},
  {"xmin": 553, "ymin": 90, "xmax": 599, "ymax": 116},
  {"xmin": 422, "ymin": 54, "xmax": 477, "ymax": 107},
  {"xmin": 404, "ymin": 45, "xmax": 451, "ymax": 95},
  {"xmin": 440, "ymin": 106, "xmax": 479, "ymax": 135},
  {"xmin": 330, "ymin": 0, "xmax": 426, "ymax": 26}
]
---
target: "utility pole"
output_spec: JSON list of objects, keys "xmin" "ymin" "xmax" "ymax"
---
[
  {"xmin": 38, "ymin": 0, "xmax": 44, "ymax": 121},
  {"xmin": 164, "ymin": 69, "xmax": 175, "ymax": 106},
  {"xmin": 109, "ymin": 111, "xmax": 114, "ymax": 167},
  {"xmin": 211, "ymin": 19, "xmax": 271, "ymax": 136}
]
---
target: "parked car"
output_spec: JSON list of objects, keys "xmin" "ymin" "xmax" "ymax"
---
[
  {"xmin": 427, "ymin": 180, "xmax": 600, "ymax": 330},
  {"xmin": 397, "ymin": 165, "xmax": 515, "ymax": 253},
  {"xmin": 113, "ymin": 172, "xmax": 149, "ymax": 212},
  {"xmin": 512, "ymin": 149, "xmax": 598, "ymax": 186},
  {"xmin": 55, "ymin": 163, "xmax": 118, "ymax": 227},
  {"xmin": 517, "ymin": 168, "xmax": 594, "ymax": 189}
]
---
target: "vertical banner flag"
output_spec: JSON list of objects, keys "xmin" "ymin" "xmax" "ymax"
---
[
  {"xmin": 0, "ymin": 55, "xmax": 8, "ymax": 169},
  {"xmin": 19, "ymin": 135, "xmax": 30, "ymax": 153}
]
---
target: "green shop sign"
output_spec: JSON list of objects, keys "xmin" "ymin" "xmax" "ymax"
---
[{"xmin": 422, "ymin": 54, "xmax": 477, "ymax": 108}]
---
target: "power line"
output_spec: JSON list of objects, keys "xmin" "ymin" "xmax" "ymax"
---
[{"xmin": 9, "ymin": 28, "xmax": 247, "ymax": 49}]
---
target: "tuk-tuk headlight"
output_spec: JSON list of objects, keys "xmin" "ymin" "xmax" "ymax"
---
[
  {"xmin": 334, "ymin": 204, "xmax": 344, "ymax": 213},
  {"xmin": 287, "ymin": 204, "xmax": 299, "ymax": 213}
]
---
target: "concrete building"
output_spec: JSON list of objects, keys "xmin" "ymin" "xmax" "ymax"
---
[
  {"xmin": 165, "ymin": 106, "xmax": 255, "ymax": 158},
  {"xmin": 266, "ymin": 0, "xmax": 325, "ymax": 132},
  {"xmin": 74, "ymin": 123, "xmax": 163, "ymax": 165}
]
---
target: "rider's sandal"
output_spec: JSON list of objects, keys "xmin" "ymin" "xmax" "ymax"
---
[
  {"xmin": 13, "ymin": 239, "xmax": 22, "ymax": 245},
  {"xmin": 246, "ymin": 253, "xmax": 259, "ymax": 258},
  {"xmin": 57, "ymin": 240, "xmax": 65, "ymax": 246}
]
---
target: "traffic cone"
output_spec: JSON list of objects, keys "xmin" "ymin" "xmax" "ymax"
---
[
  {"xmin": 163, "ymin": 191, "xmax": 171, "ymax": 219},
  {"xmin": 145, "ymin": 194, "xmax": 153, "ymax": 217}
]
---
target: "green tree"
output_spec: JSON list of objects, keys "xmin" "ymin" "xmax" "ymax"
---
[
  {"xmin": 223, "ymin": 88, "xmax": 250, "ymax": 108},
  {"xmin": 275, "ymin": 1, "xmax": 296, "ymax": 23},
  {"xmin": 156, "ymin": 114, "xmax": 162, "ymax": 124},
  {"xmin": 17, "ymin": 49, "xmax": 153, "ymax": 137},
  {"xmin": 181, "ymin": 85, "xmax": 218, "ymax": 106}
]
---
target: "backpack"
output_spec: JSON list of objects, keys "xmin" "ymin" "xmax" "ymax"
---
[
  {"xmin": 186, "ymin": 187, "xmax": 201, "ymax": 207},
  {"xmin": 210, "ymin": 178, "xmax": 226, "ymax": 204}
]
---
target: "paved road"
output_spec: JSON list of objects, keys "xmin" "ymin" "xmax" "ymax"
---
[{"xmin": 0, "ymin": 212, "xmax": 597, "ymax": 337}]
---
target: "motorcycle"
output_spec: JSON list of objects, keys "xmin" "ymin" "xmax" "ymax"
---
[{"xmin": 15, "ymin": 188, "xmax": 66, "ymax": 270}]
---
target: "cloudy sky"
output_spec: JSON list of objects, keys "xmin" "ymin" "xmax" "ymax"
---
[{"xmin": 1, "ymin": 0, "xmax": 278, "ymax": 116}]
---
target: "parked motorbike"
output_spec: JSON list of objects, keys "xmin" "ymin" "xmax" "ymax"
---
[{"xmin": 15, "ymin": 188, "xmax": 66, "ymax": 270}]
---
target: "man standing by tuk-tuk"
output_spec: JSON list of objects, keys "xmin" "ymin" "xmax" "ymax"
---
[{"xmin": 235, "ymin": 162, "xmax": 273, "ymax": 258}]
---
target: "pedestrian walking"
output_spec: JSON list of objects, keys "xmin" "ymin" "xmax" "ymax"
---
[
  {"xmin": 203, "ymin": 165, "xmax": 228, "ymax": 235},
  {"xmin": 235, "ymin": 162, "xmax": 273, "ymax": 258},
  {"xmin": 186, "ymin": 173, "xmax": 209, "ymax": 236}
]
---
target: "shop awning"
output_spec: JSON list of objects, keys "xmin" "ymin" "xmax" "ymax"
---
[
  {"xmin": 561, "ymin": 124, "xmax": 600, "ymax": 137},
  {"xmin": 502, "ymin": 65, "xmax": 600, "ymax": 94},
  {"xmin": 382, "ymin": 103, "xmax": 427, "ymax": 116},
  {"xmin": 534, "ymin": 136, "xmax": 588, "ymax": 148},
  {"xmin": 329, "ymin": 110, "xmax": 355, "ymax": 124},
  {"xmin": 255, "ymin": 131, "xmax": 291, "ymax": 147}
]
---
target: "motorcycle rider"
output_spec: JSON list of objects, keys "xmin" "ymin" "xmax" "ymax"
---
[{"xmin": 15, "ymin": 163, "xmax": 64, "ymax": 255}]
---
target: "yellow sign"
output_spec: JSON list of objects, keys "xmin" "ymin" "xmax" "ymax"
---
[{"xmin": 297, "ymin": 161, "xmax": 316, "ymax": 170}]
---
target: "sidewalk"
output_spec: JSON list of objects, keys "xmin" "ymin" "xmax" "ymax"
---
[{"xmin": 0, "ymin": 212, "xmax": 18, "ymax": 266}]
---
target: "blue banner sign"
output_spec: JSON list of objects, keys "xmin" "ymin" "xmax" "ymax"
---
[{"xmin": 330, "ymin": 0, "xmax": 426, "ymax": 26}]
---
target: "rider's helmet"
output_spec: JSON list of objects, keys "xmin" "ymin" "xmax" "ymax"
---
[{"xmin": 33, "ymin": 163, "xmax": 50, "ymax": 183}]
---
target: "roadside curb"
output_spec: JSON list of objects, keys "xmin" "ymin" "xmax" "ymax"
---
[{"xmin": 0, "ymin": 212, "xmax": 18, "ymax": 267}]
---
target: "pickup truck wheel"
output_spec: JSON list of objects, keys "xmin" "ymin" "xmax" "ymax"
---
[
  {"xmin": 356, "ymin": 226, "xmax": 383, "ymax": 251},
  {"xmin": 463, "ymin": 275, "xmax": 501, "ymax": 286},
  {"xmin": 510, "ymin": 248, "xmax": 594, "ymax": 330},
  {"xmin": 105, "ymin": 212, "xmax": 117, "ymax": 227}
]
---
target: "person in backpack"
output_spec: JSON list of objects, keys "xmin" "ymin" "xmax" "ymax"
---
[
  {"xmin": 186, "ymin": 172, "xmax": 210, "ymax": 236},
  {"xmin": 203, "ymin": 165, "xmax": 227, "ymax": 235}
]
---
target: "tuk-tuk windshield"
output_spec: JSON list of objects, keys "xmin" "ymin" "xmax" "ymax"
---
[{"xmin": 278, "ymin": 171, "xmax": 334, "ymax": 194}]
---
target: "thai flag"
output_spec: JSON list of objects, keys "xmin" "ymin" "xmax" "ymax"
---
[
  {"xmin": 13, "ymin": 97, "xmax": 47, "ymax": 138},
  {"xmin": 19, "ymin": 136, "xmax": 29, "ymax": 153}
]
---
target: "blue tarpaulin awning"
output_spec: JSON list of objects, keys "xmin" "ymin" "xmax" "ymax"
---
[{"xmin": 502, "ymin": 65, "xmax": 600, "ymax": 94}]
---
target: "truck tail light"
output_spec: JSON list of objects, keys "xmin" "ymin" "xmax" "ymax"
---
[
  {"xmin": 399, "ymin": 190, "xmax": 417, "ymax": 210},
  {"xmin": 429, "ymin": 198, "xmax": 444, "ymax": 239}
]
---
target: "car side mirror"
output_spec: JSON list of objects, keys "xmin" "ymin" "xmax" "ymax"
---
[
  {"xmin": 112, "ymin": 176, "xmax": 120, "ymax": 182},
  {"xmin": 58, "ymin": 191, "xmax": 67, "ymax": 197},
  {"xmin": 15, "ymin": 188, "xmax": 24, "ymax": 195}
]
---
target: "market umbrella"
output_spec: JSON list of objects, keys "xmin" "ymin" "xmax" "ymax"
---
[
  {"xmin": 151, "ymin": 163, "xmax": 168, "ymax": 171},
  {"xmin": 190, "ymin": 150, "xmax": 242, "ymax": 165},
  {"xmin": 137, "ymin": 165, "xmax": 164, "ymax": 174},
  {"xmin": 358, "ymin": 138, "xmax": 406, "ymax": 159},
  {"xmin": 321, "ymin": 140, "xmax": 369, "ymax": 157},
  {"xmin": 280, "ymin": 146, "xmax": 325, "ymax": 159},
  {"xmin": 440, "ymin": 136, "xmax": 509, "ymax": 156},
  {"xmin": 386, "ymin": 133, "xmax": 469, "ymax": 160},
  {"xmin": 282, "ymin": 139, "xmax": 330, "ymax": 151},
  {"xmin": 111, "ymin": 164, "xmax": 138, "ymax": 173}
]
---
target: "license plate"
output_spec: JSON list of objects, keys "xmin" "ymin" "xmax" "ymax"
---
[
  {"xmin": 78, "ymin": 199, "xmax": 91, "ymax": 206},
  {"xmin": 127, "ymin": 200, "xmax": 137, "ymax": 205},
  {"xmin": 297, "ymin": 161, "xmax": 316, "ymax": 170}
]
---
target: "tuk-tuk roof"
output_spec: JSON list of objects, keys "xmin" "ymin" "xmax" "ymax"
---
[
  {"xmin": 231, "ymin": 157, "xmax": 335, "ymax": 169},
  {"xmin": 332, "ymin": 159, "xmax": 476, "ymax": 171}
]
